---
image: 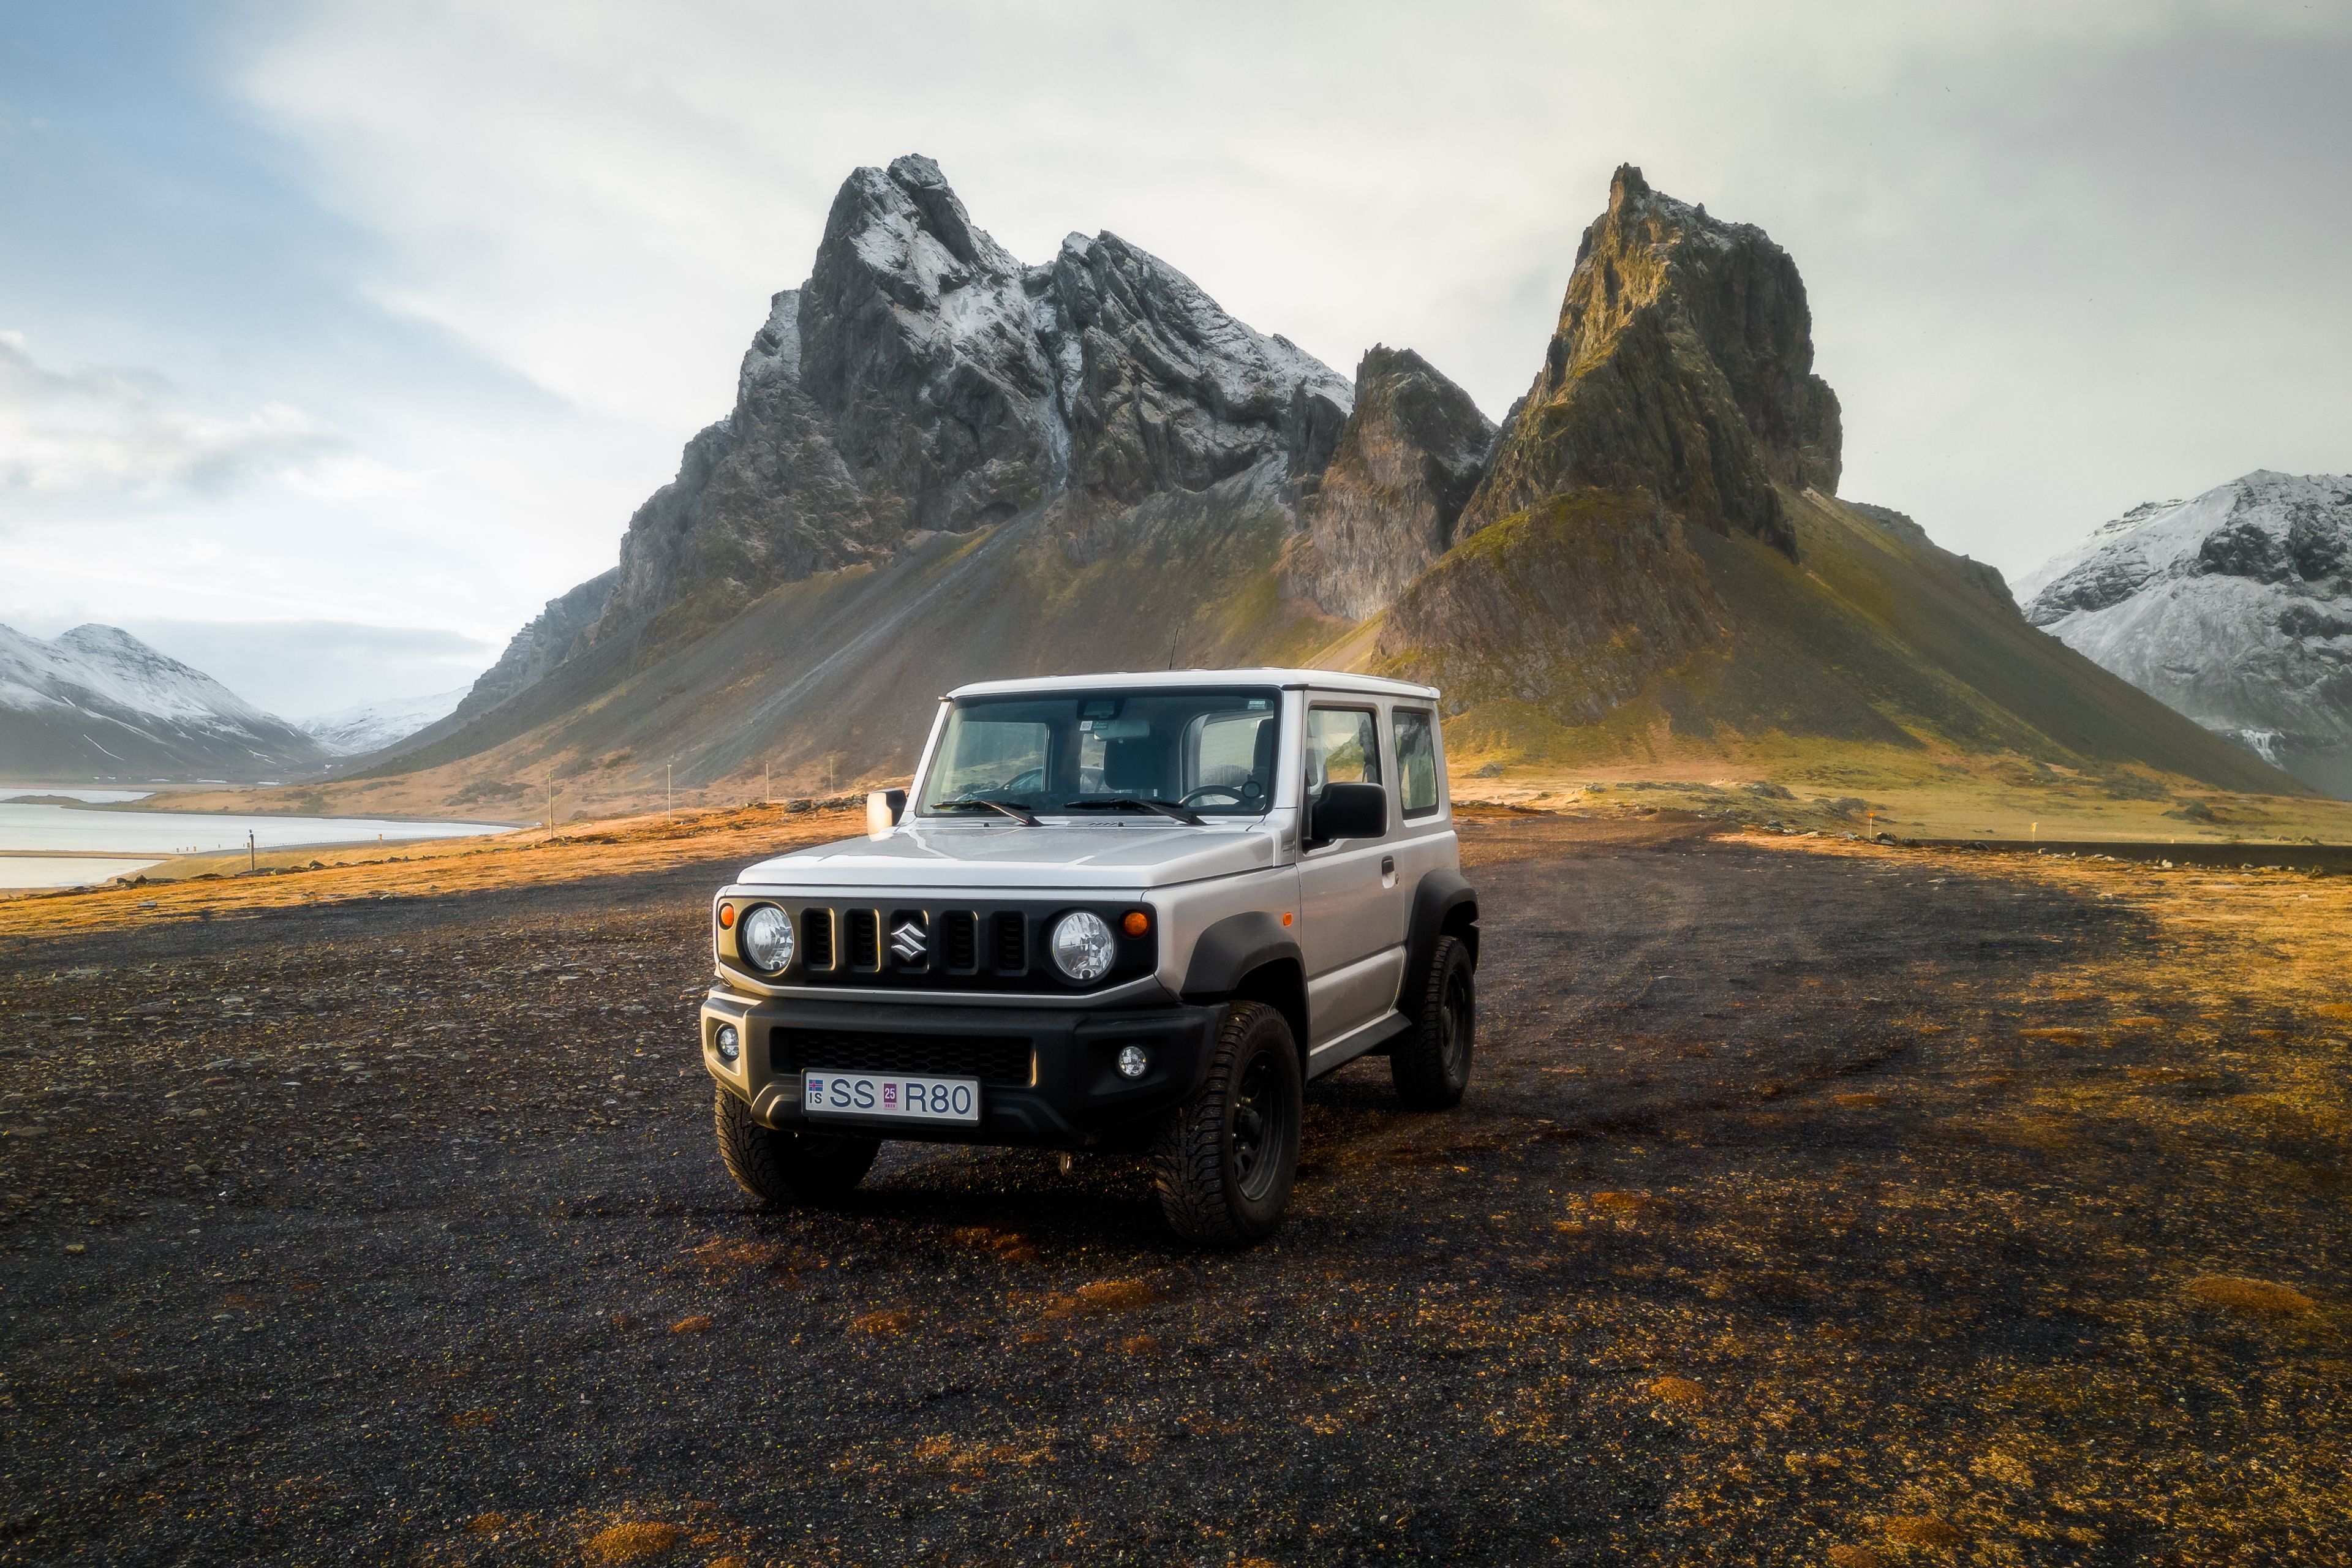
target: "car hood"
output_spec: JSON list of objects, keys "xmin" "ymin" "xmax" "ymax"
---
[{"xmin": 734, "ymin": 821, "xmax": 1281, "ymax": 891}]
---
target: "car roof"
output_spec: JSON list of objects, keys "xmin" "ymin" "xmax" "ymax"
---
[{"xmin": 943, "ymin": 666, "xmax": 1439, "ymax": 701}]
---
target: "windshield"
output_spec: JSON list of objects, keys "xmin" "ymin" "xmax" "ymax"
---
[{"xmin": 918, "ymin": 687, "xmax": 1282, "ymax": 819}]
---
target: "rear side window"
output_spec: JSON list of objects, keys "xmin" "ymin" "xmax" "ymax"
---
[{"xmin": 1393, "ymin": 709, "xmax": 1441, "ymax": 817}]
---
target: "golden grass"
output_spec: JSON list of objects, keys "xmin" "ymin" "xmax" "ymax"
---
[
  {"xmin": 666, "ymin": 1315, "xmax": 715, "ymax": 1335},
  {"xmin": 2184, "ymin": 1276, "xmax": 2316, "ymax": 1316},
  {"xmin": 850, "ymin": 1308, "xmax": 913, "ymax": 1336},
  {"xmin": 464, "ymin": 1512, "xmax": 505, "ymax": 1534},
  {"xmin": 2019, "ymin": 1027, "xmax": 2091, "ymax": 1044}
]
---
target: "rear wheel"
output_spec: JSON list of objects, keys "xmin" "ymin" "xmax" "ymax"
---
[
  {"xmin": 1154, "ymin": 1002, "xmax": 1302, "ymax": 1247},
  {"xmin": 1392, "ymin": 934, "xmax": 1474, "ymax": 1110},
  {"xmin": 712, "ymin": 1087, "xmax": 879, "ymax": 1207}
]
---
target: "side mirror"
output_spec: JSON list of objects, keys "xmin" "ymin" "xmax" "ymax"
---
[
  {"xmin": 867, "ymin": 788, "xmax": 908, "ymax": 837},
  {"xmin": 1306, "ymin": 782, "xmax": 1386, "ymax": 847}
]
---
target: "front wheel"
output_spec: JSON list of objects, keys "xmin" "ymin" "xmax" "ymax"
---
[
  {"xmin": 712, "ymin": 1087, "xmax": 880, "ymax": 1207},
  {"xmin": 1392, "ymin": 934, "xmax": 1474, "ymax": 1110},
  {"xmin": 1154, "ymin": 1002, "xmax": 1302, "ymax": 1247}
]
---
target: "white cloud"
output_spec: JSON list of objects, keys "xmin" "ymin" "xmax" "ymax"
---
[{"xmin": 0, "ymin": 330, "xmax": 347, "ymax": 507}]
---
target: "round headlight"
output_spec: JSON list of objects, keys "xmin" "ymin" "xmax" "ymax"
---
[
  {"xmin": 740, "ymin": 904, "xmax": 794, "ymax": 971},
  {"xmin": 714, "ymin": 1023, "xmax": 741, "ymax": 1063},
  {"xmin": 1049, "ymin": 910, "xmax": 1117, "ymax": 982}
]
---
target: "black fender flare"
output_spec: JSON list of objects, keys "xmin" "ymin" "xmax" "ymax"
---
[
  {"xmin": 1179, "ymin": 910, "xmax": 1303, "ymax": 999},
  {"xmin": 1404, "ymin": 870, "xmax": 1479, "ymax": 1006}
]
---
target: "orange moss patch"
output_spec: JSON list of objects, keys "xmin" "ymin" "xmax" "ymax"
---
[
  {"xmin": 668, "ymin": 1315, "xmax": 715, "ymax": 1335},
  {"xmin": 1591, "ymin": 1191, "xmax": 1655, "ymax": 1215},
  {"xmin": 582, "ymin": 1520, "xmax": 684, "ymax": 1562},
  {"xmin": 1832, "ymin": 1091, "xmax": 1888, "ymax": 1108},
  {"xmin": 2112, "ymin": 1016, "xmax": 2166, "ymax": 1030},
  {"xmin": 1650, "ymin": 1376, "xmax": 1705, "ymax": 1406},
  {"xmin": 466, "ymin": 1512, "xmax": 507, "ymax": 1534},
  {"xmin": 850, "ymin": 1308, "xmax": 914, "ymax": 1336},
  {"xmin": 2184, "ymin": 1276, "xmax": 2315, "ymax": 1316},
  {"xmin": 1826, "ymin": 1547, "xmax": 1882, "ymax": 1568},
  {"xmin": 450, "ymin": 1409, "xmax": 498, "ymax": 1429},
  {"xmin": 1884, "ymin": 1515, "xmax": 1963, "ymax": 1547},
  {"xmin": 684, "ymin": 1238, "xmax": 787, "ymax": 1269},
  {"xmin": 1076, "ymin": 1278, "xmax": 1155, "ymax": 1311},
  {"xmin": 1120, "ymin": 1334, "xmax": 1161, "ymax": 1355},
  {"xmin": 2019, "ymin": 1027, "xmax": 2090, "ymax": 1044},
  {"xmin": 2316, "ymin": 1002, "xmax": 2352, "ymax": 1021},
  {"xmin": 949, "ymin": 1225, "xmax": 1039, "ymax": 1264}
]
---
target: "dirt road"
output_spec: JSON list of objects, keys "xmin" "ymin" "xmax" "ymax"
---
[{"xmin": 2, "ymin": 817, "xmax": 2345, "ymax": 1564}]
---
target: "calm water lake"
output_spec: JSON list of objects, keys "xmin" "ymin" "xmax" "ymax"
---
[{"xmin": 0, "ymin": 800, "xmax": 507, "ymax": 889}]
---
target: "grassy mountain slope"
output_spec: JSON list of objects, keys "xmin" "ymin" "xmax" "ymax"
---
[{"xmin": 1366, "ymin": 484, "xmax": 2293, "ymax": 796}]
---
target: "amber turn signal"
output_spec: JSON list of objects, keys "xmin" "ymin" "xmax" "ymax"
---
[
  {"xmin": 717, "ymin": 903, "xmax": 736, "ymax": 929},
  {"xmin": 1121, "ymin": 910, "xmax": 1150, "ymax": 938}
]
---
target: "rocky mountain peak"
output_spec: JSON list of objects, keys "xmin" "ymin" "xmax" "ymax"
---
[
  {"xmin": 1285, "ymin": 346, "xmax": 1495, "ymax": 619},
  {"xmin": 1457, "ymin": 165, "xmax": 1841, "ymax": 555}
]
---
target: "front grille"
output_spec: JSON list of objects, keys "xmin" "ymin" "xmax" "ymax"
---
[
  {"xmin": 772, "ymin": 1028, "xmax": 1032, "ymax": 1086},
  {"xmin": 941, "ymin": 910, "xmax": 978, "ymax": 971},
  {"xmin": 845, "ymin": 908, "xmax": 880, "ymax": 970},
  {"xmin": 725, "ymin": 898, "xmax": 1150, "ymax": 992},
  {"xmin": 801, "ymin": 907, "xmax": 834, "ymax": 972},
  {"xmin": 992, "ymin": 911, "xmax": 1027, "ymax": 973}
]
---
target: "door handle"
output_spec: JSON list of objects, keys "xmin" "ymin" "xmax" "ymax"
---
[{"xmin": 1380, "ymin": 855, "xmax": 1395, "ymax": 876}]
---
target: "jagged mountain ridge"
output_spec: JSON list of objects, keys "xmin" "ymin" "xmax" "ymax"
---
[
  {"xmin": 360, "ymin": 159, "xmax": 2299, "ymax": 807},
  {"xmin": 371, "ymin": 154, "xmax": 1352, "ymax": 785},
  {"xmin": 0, "ymin": 623, "xmax": 328, "ymax": 781},
  {"xmin": 2016, "ymin": 472, "xmax": 2352, "ymax": 796}
]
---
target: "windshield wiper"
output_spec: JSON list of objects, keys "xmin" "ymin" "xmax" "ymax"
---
[
  {"xmin": 935, "ymin": 797, "xmax": 1040, "ymax": 825},
  {"xmin": 1062, "ymin": 796, "xmax": 1205, "ymax": 826}
]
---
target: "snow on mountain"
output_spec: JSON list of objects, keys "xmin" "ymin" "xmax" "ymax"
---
[
  {"xmin": 2016, "ymin": 470, "xmax": 2352, "ymax": 796},
  {"xmin": 0, "ymin": 622, "xmax": 329, "ymax": 781},
  {"xmin": 300, "ymin": 686, "xmax": 470, "ymax": 756}
]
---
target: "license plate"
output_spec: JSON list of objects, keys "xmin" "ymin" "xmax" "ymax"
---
[{"xmin": 802, "ymin": 1069, "xmax": 981, "ymax": 1124}]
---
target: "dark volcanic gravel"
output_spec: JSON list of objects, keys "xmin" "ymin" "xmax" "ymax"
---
[{"xmin": 1, "ymin": 820, "xmax": 2345, "ymax": 1565}]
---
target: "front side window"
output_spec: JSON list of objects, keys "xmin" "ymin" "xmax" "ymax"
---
[
  {"xmin": 1393, "ymin": 709, "xmax": 1440, "ymax": 817},
  {"xmin": 918, "ymin": 688, "xmax": 1281, "ymax": 818}
]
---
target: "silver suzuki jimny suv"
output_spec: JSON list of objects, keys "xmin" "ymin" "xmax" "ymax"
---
[{"xmin": 698, "ymin": 668, "xmax": 1479, "ymax": 1246}]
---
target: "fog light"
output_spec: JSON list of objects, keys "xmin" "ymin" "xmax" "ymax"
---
[
  {"xmin": 715, "ymin": 1024, "xmax": 741, "ymax": 1064},
  {"xmin": 1116, "ymin": 1044, "xmax": 1149, "ymax": 1079}
]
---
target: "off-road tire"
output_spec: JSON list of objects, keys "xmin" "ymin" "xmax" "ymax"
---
[
  {"xmin": 712, "ymin": 1087, "xmax": 880, "ymax": 1207},
  {"xmin": 1392, "ymin": 934, "xmax": 1474, "ymax": 1110},
  {"xmin": 1153, "ymin": 1001, "xmax": 1303, "ymax": 1248}
]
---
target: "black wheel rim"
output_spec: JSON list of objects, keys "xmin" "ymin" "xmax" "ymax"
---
[
  {"xmin": 1231, "ymin": 1049, "xmax": 1293, "ymax": 1202},
  {"xmin": 1440, "ymin": 969, "xmax": 1472, "ymax": 1082}
]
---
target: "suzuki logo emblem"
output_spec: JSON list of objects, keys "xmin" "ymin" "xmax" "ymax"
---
[{"xmin": 889, "ymin": 918, "xmax": 928, "ymax": 963}]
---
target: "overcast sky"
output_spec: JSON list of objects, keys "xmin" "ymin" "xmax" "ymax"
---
[{"xmin": 4, "ymin": 0, "xmax": 2347, "ymax": 716}]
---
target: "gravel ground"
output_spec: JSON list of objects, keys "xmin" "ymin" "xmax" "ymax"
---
[{"xmin": 1, "ymin": 817, "xmax": 2345, "ymax": 1566}]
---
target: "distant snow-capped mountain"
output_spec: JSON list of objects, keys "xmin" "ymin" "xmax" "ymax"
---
[
  {"xmin": 2015, "ymin": 470, "xmax": 2352, "ymax": 797},
  {"xmin": 0, "ymin": 622, "xmax": 329, "ymax": 782},
  {"xmin": 300, "ymin": 686, "xmax": 470, "ymax": 756}
]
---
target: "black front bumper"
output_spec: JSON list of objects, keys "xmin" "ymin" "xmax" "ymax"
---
[{"xmin": 699, "ymin": 988, "xmax": 1224, "ymax": 1148}]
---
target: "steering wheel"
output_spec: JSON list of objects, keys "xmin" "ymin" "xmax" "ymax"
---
[{"xmin": 1179, "ymin": 784, "xmax": 1250, "ymax": 807}]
